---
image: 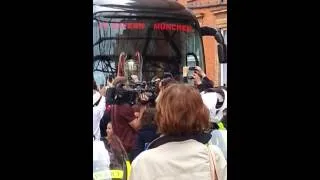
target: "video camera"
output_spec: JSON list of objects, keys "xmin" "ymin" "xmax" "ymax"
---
[
  {"xmin": 107, "ymin": 80, "xmax": 156, "ymax": 106},
  {"xmin": 128, "ymin": 81, "xmax": 157, "ymax": 105}
]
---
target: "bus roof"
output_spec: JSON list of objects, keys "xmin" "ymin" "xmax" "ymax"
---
[{"xmin": 93, "ymin": 0, "xmax": 197, "ymax": 21}]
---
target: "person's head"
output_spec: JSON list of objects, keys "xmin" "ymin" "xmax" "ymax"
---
[
  {"xmin": 132, "ymin": 104, "xmax": 141, "ymax": 118},
  {"xmin": 163, "ymin": 72, "xmax": 173, "ymax": 79},
  {"xmin": 156, "ymin": 77, "xmax": 177, "ymax": 103},
  {"xmin": 93, "ymin": 80, "xmax": 98, "ymax": 91},
  {"xmin": 105, "ymin": 134, "xmax": 129, "ymax": 165},
  {"xmin": 108, "ymin": 75, "xmax": 114, "ymax": 83},
  {"xmin": 140, "ymin": 107, "xmax": 156, "ymax": 127},
  {"xmin": 112, "ymin": 76, "xmax": 127, "ymax": 88},
  {"xmin": 159, "ymin": 77, "xmax": 176, "ymax": 90},
  {"xmin": 156, "ymin": 84, "xmax": 210, "ymax": 136},
  {"xmin": 106, "ymin": 121, "xmax": 113, "ymax": 140}
]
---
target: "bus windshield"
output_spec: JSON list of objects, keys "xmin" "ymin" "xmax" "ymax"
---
[{"xmin": 93, "ymin": 16, "xmax": 203, "ymax": 85}]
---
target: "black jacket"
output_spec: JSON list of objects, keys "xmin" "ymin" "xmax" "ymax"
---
[
  {"xmin": 147, "ymin": 132, "xmax": 212, "ymax": 150},
  {"xmin": 131, "ymin": 124, "xmax": 159, "ymax": 160},
  {"xmin": 99, "ymin": 108, "xmax": 111, "ymax": 138},
  {"xmin": 183, "ymin": 76, "xmax": 214, "ymax": 92}
]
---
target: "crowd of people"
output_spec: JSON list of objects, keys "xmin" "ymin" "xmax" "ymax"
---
[{"xmin": 93, "ymin": 66, "xmax": 227, "ymax": 180}]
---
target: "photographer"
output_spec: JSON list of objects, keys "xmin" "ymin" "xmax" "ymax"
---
[
  {"xmin": 109, "ymin": 76, "xmax": 147, "ymax": 161},
  {"xmin": 183, "ymin": 66, "xmax": 214, "ymax": 92}
]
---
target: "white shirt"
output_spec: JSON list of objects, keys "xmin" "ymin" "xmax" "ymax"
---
[
  {"xmin": 201, "ymin": 89, "xmax": 227, "ymax": 123},
  {"xmin": 210, "ymin": 130, "xmax": 227, "ymax": 160},
  {"xmin": 93, "ymin": 95, "xmax": 106, "ymax": 140},
  {"xmin": 93, "ymin": 140, "xmax": 111, "ymax": 179}
]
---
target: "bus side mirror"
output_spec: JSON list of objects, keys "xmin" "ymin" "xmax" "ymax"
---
[
  {"xmin": 218, "ymin": 44, "xmax": 227, "ymax": 63},
  {"xmin": 200, "ymin": 26, "xmax": 224, "ymax": 44},
  {"xmin": 200, "ymin": 26, "xmax": 227, "ymax": 64}
]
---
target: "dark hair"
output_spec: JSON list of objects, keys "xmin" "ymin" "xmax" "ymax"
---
[
  {"xmin": 140, "ymin": 108, "xmax": 156, "ymax": 127},
  {"xmin": 108, "ymin": 75, "xmax": 114, "ymax": 83},
  {"xmin": 104, "ymin": 135, "xmax": 128, "ymax": 169},
  {"xmin": 105, "ymin": 87, "xmax": 116, "ymax": 104},
  {"xmin": 163, "ymin": 72, "xmax": 173, "ymax": 79},
  {"xmin": 160, "ymin": 77, "xmax": 177, "ymax": 90},
  {"xmin": 93, "ymin": 80, "xmax": 98, "ymax": 90},
  {"xmin": 113, "ymin": 76, "xmax": 127, "ymax": 87}
]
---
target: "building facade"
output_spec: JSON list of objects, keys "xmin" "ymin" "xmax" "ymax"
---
[{"xmin": 177, "ymin": 0, "xmax": 227, "ymax": 86}]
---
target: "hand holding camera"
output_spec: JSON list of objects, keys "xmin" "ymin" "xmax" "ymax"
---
[
  {"xmin": 194, "ymin": 66, "xmax": 206, "ymax": 78},
  {"xmin": 99, "ymin": 86, "xmax": 107, "ymax": 97},
  {"xmin": 131, "ymin": 75, "xmax": 139, "ymax": 83},
  {"xmin": 139, "ymin": 92, "xmax": 150, "ymax": 105},
  {"xmin": 183, "ymin": 66, "xmax": 206, "ymax": 79},
  {"xmin": 193, "ymin": 72, "xmax": 202, "ymax": 85}
]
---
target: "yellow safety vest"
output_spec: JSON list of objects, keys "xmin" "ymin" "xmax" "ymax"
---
[
  {"xmin": 217, "ymin": 122, "xmax": 225, "ymax": 130},
  {"xmin": 93, "ymin": 160, "xmax": 131, "ymax": 180}
]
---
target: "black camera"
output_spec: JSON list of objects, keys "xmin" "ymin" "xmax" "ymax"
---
[
  {"xmin": 132, "ymin": 81, "xmax": 157, "ymax": 105},
  {"xmin": 114, "ymin": 87, "xmax": 138, "ymax": 105},
  {"xmin": 131, "ymin": 81, "xmax": 147, "ymax": 90},
  {"xmin": 107, "ymin": 80, "xmax": 157, "ymax": 106}
]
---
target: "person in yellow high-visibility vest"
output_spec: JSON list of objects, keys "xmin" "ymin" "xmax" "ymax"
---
[
  {"xmin": 106, "ymin": 134, "xmax": 131, "ymax": 180},
  {"xmin": 94, "ymin": 131, "xmax": 132, "ymax": 180}
]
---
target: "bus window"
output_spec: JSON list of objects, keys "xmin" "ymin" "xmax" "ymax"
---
[{"xmin": 93, "ymin": 17, "xmax": 204, "ymax": 83}]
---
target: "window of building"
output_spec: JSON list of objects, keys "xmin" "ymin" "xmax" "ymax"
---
[{"xmin": 196, "ymin": 13, "xmax": 204, "ymax": 26}]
